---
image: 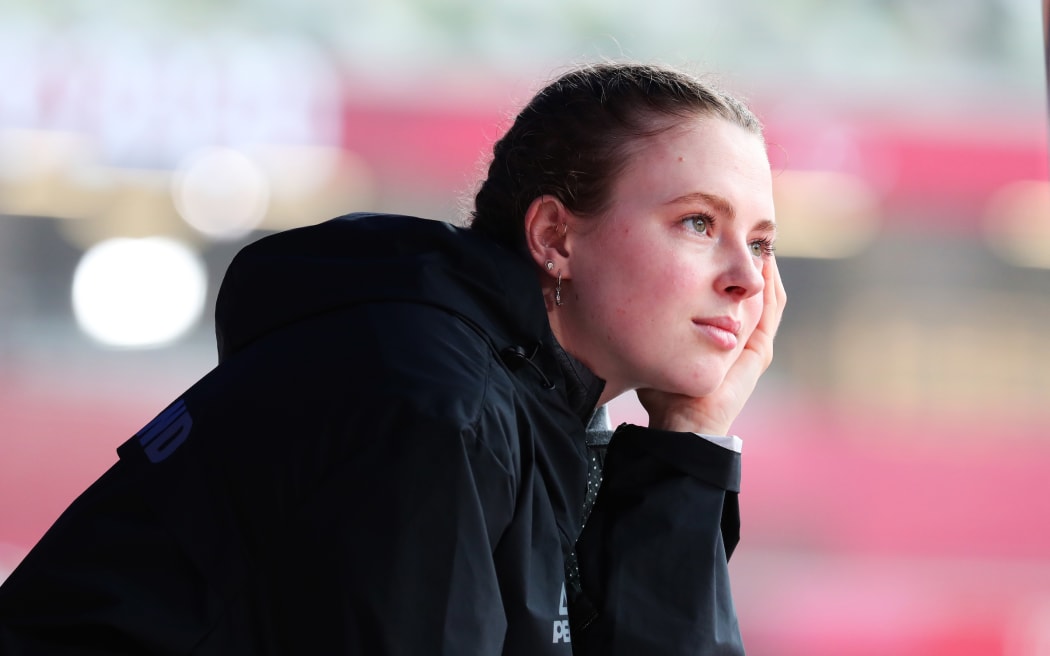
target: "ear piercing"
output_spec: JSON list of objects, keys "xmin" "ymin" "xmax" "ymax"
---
[{"xmin": 545, "ymin": 260, "xmax": 563, "ymax": 306}]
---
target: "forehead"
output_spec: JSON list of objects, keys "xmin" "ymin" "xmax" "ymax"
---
[{"xmin": 612, "ymin": 117, "xmax": 772, "ymax": 211}]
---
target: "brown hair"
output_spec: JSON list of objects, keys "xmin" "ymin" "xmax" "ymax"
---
[{"xmin": 469, "ymin": 62, "xmax": 764, "ymax": 253}]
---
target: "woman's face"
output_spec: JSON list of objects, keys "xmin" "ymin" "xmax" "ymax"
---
[{"xmin": 558, "ymin": 116, "xmax": 776, "ymax": 400}]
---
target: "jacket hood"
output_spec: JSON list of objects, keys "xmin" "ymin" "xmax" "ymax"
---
[{"xmin": 214, "ymin": 213, "xmax": 551, "ymax": 364}]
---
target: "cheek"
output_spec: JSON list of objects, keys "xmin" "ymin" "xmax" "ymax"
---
[
  {"xmin": 743, "ymin": 295, "xmax": 764, "ymax": 333},
  {"xmin": 585, "ymin": 246, "xmax": 663, "ymax": 304}
]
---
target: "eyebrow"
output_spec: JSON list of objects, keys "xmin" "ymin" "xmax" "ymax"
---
[{"xmin": 667, "ymin": 192, "xmax": 777, "ymax": 233}]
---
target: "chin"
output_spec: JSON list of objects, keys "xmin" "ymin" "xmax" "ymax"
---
[
  {"xmin": 663, "ymin": 375, "xmax": 722, "ymax": 396},
  {"xmin": 671, "ymin": 371, "xmax": 727, "ymax": 399}
]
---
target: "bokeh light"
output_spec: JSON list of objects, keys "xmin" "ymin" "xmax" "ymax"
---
[
  {"xmin": 983, "ymin": 179, "xmax": 1050, "ymax": 268},
  {"xmin": 172, "ymin": 146, "xmax": 270, "ymax": 240},
  {"xmin": 771, "ymin": 170, "xmax": 880, "ymax": 259},
  {"xmin": 72, "ymin": 237, "xmax": 207, "ymax": 348}
]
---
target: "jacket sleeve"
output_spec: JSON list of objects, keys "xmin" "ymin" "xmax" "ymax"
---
[{"xmin": 570, "ymin": 424, "xmax": 745, "ymax": 656}]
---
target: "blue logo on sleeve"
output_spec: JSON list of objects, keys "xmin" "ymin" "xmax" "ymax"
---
[{"xmin": 135, "ymin": 398, "xmax": 193, "ymax": 463}]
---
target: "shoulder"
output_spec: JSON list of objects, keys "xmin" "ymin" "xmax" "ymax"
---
[
  {"xmin": 297, "ymin": 300, "xmax": 524, "ymax": 438},
  {"xmin": 333, "ymin": 302, "xmax": 526, "ymax": 476},
  {"xmin": 353, "ymin": 302, "xmax": 507, "ymax": 412},
  {"xmin": 192, "ymin": 299, "xmax": 527, "ymax": 476}
]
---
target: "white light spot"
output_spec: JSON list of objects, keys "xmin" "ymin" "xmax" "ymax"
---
[
  {"xmin": 173, "ymin": 146, "xmax": 270, "ymax": 240},
  {"xmin": 72, "ymin": 237, "xmax": 207, "ymax": 348}
]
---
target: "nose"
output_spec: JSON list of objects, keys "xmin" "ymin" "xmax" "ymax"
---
[{"xmin": 714, "ymin": 241, "xmax": 764, "ymax": 300}]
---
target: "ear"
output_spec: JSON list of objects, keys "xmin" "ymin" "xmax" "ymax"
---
[{"xmin": 523, "ymin": 195, "xmax": 573, "ymax": 278}]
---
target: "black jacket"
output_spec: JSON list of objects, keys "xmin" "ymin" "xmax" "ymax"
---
[{"xmin": 0, "ymin": 213, "xmax": 744, "ymax": 655}]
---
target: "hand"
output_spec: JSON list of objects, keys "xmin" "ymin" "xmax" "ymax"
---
[{"xmin": 638, "ymin": 256, "xmax": 786, "ymax": 435}]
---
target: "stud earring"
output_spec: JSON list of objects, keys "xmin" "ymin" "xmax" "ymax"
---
[{"xmin": 545, "ymin": 260, "xmax": 554, "ymax": 271}]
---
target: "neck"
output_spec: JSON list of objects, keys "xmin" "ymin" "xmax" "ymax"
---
[{"xmin": 547, "ymin": 306, "xmax": 628, "ymax": 409}]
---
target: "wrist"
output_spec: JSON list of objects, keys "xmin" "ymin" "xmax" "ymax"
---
[{"xmin": 647, "ymin": 410, "xmax": 730, "ymax": 436}]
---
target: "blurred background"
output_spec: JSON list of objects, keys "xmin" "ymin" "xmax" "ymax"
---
[{"xmin": 1, "ymin": 0, "xmax": 1048, "ymax": 653}]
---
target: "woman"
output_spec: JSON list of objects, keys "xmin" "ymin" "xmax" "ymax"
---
[{"xmin": 0, "ymin": 62, "xmax": 784, "ymax": 655}]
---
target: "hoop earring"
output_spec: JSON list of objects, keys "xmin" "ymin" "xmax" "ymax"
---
[{"xmin": 555, "ymin": 272, "xmax": 563, "ymax": 307}]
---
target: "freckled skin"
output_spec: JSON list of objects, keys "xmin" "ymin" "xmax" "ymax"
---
[{"xmin": 552, "ymin": 117, "xmax": 775, "ymax": 401}]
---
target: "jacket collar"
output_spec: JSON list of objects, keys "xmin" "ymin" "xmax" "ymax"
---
[{"xmin": 547, "ymin": 333, "xmax": 606, "ymax": 426}]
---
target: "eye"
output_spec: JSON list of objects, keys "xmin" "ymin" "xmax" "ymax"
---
[
  {"xmin": 750, "ymin": 238, "xmax": 776, "ymax": 257},
  {"xmin": 683, "ymin": 214, "xmax": 712, "ymax": 234}
]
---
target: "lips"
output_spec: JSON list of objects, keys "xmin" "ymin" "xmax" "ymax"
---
[{"xmin": 692, "ymin": 316, "xmax": 741, "ymax": 350}]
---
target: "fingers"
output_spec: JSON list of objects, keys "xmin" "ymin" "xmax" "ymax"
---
[
  {"xmin": 752, "ymin": 256, "xmax": 785, "ymax": 342},
  {"xmin": 765, "ymin": 255, "xmax": 786, "ymax": 332},
  {"xmin": 739, "ymin": 257, "xmax": 784, "ymax": 372}
]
